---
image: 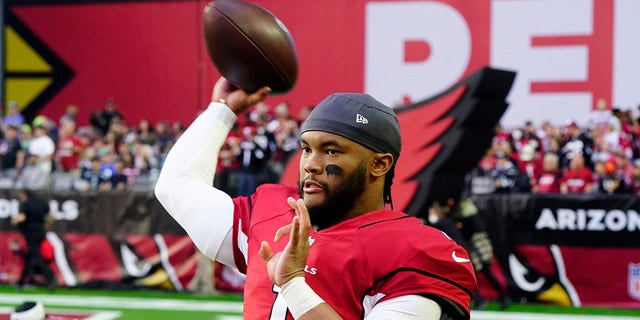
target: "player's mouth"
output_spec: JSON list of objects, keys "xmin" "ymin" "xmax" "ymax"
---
[{"xmin": 303, "ymin": 179, "xmax": 325, "ymax": 194}]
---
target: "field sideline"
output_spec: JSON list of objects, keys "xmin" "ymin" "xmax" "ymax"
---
[{"xmin": 1, "ymin": 285, "xmax": 639, "ymax": 320}]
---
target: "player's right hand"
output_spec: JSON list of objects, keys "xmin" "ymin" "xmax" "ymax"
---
[
  {"xmin": 259, "ymin": 197, "xmax": 311, "ymax": 287},
  {"xmin": 212, "ymin": 77, "xmax": 271, "ymax": 114}
]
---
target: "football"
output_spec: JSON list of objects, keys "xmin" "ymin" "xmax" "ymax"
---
[{"xmin": 202, "ymin": 0, "xmax": 298, "ymax": 94}]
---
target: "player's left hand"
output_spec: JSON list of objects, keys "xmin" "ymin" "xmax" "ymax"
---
[{"xmin": 259, "ymin": 197, "xmax": 311, "ymax": 287}]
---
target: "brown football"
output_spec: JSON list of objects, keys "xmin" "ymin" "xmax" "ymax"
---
[{"xmin": 202, "ymin": 0, "xmax": 298, "ymax": 94}]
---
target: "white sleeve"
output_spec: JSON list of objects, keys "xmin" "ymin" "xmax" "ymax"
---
[
  {"xmin": 154, "ymin": 102, "xmax": 237, "ymax": 266},
  {"xmin": 365, "ymin": 295, "xmax": 442, "ymax": 320}
]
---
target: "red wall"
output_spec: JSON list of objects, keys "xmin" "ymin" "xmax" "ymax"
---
[
  {"xmin": 11, "ymin": 0, "xmax": 374, "ymax": 127},
  {"xmin": 10, "ymin": 0, "xmax": 634, "ymax": 127}
]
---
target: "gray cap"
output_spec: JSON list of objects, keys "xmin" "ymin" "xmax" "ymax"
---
[{"xmin": 300, "ymin": 93, "xmax": 401, "ymax": 161}]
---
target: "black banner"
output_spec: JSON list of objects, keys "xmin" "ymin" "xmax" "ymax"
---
[
  {"xmin": 0, "ymin": 190, "xmax": 184, "ymax": 236},
  {"xmin": 473, "ymin": 193, "xmax": 640, "ymax": 248}
]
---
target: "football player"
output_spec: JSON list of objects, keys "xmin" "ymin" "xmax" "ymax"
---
[{"xmin": 155, "ymin": 78, "xmax": 477, "ymax": 320}]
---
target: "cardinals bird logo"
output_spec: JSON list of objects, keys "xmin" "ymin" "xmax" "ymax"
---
[{"xmin": 280, "ymin": 66, "xmax": 516, "ymax": 217}]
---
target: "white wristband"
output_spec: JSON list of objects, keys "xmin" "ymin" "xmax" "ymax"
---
[{"xmin": 280, "ymin": 277, "xmax": 325, "ymax": 319}]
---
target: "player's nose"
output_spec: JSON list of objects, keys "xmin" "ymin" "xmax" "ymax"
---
[{"xmin": 302, "ymin": 154, "xmax": 323, "ymax": 175}]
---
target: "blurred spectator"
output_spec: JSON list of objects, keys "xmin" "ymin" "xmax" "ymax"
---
[
  {"xmin": 510, "ymin": 121, "xmax": 541, "ymax": 154},
  {"xmin": 89, "ymin": 108, "xmax": 107, "ymax": 137},
  {"xmin": 215, "ymin": 129, "xmax": 241, "ymax": 195},
  {"xmin": 427, "ymin": 198, "xmax": 511, "ymax": 310},
  {"xmin": 19, "ymin": 125, "xmax": 32, "ymax": 151},
  {"xmin": 515, "ymin": 144, "xmax": 542, "ymax": 186},
  {"xmin": 110, "ymin": 159, "xmax": 128, "ymax": 191},
  {"xmin": 79, "ymin": 157, "xmax": 111, "ymax": 191},
  {"xmin": 11, "ymin": 190, "xmax": 55, "ymax": 288},
  {"xmin": 33, "ymin": 116, "xmax": 58, "ymax": 144},
  {"xmin": 532, "ymin": 152, "xmax": 562, "ymax": 193},
  {"xmin": 249, "ymin": 102, "xmax": 272, "ymax": 125},
  {"xmin": 3, "ymin": 101, "xmax": 25, "ymax": 129},
  {"xmin": 55, "ymin": 121, "xmax": 84, "ymax": 176},
  {"xmin": 560, "ymin": 121, "xmax": 593, "ymax": 169},
  {"xmin": 101, "ymin": 98, "xmax": 123, "ymax": 135},
  {"xmin": 135, "ymin": 119, "xmax": 158, "ymax": 146},
  {"xmin": 236, "ymin": 125, "xmax": 269, "ymax": 196},
  {"xmin": 99, "ymin": 151, "xmax": 117, "ymax": 182},
  {"xmin": 119, "ymin": 152, "xmax": 140, "ymax": 187},
  {"xmin": 540, "ymin": 121, "xmax": 561, "ymax": 152},
  {"xmin": 172, "ymin": 121, "xmax": 185, "ymax": 138},
  {"xmin": 266, "ymin": 102, "xmax": 299, "ymax": 175},
  {"xmin": 594, "ymin": 157, "xmax": 628, "ymax": 194},
  {"xmin": 297, "ymin": 105, "xmax": 314, "ymax": 124},
  {"xmin": 491, "ymin": 151, "xmax": 529, "ymax": 193},
  {"xmin": 560, "ymin": 154, "xmax": 594, "ymax": 193},
  {"xmin": 626, "ymin": 160, "xmax": 640, "ymax": 194},
  {"xmin": 187, "ymin": 251, "xmax": 216, "ymax": 295},
  {"xmin": 27, "ymin": 125, "xmax": 55, "ymax": 181},
  {"xmin": 132, "ymin": 140, "xmax": 158, "ymax": 173},
  {"xmin": 155, "ymin": 121, "xmax": 175, "ymax": 157},
  {"xmin": 131, "ymin": 140, "xmax": 158, "ymax": 190},
  {"xmin": 0, "ymin": 125, "xmax": 26, "ymax": 179},
  {"xmin": 59, "ymin": 104, "xmax": 78, "ymax": 127},
  {"xmin": 601, "ymin": 120, "xmax": 633, "ymax": 160},
  {"xmin": 588, "ymin": 98, "xmax": 617, "ymax": 130},
  {"xmin": 468, "ymin": 155, "xmax": 496, "ymax": 195},
  {"xmin": 15, "ymin": 155, "xmax": 49, "ymax": 190}
]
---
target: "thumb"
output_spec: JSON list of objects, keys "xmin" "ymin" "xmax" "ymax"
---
[
  {"xmin": 248, "ymin": 86, "xmax": 272, "ymax": 105},
  {"xmin": 259, "ymin": 240, "xmax": 274, "ymax": 264}
]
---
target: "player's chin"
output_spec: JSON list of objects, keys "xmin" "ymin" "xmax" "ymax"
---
[{"xmin": 302, "ymin": 193, "xmax": 325, "ymax": 208}]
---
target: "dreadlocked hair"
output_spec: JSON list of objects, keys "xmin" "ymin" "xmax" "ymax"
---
[{"xmin": 383, "ymin": 165, "xmax": 396, "ymax": 209}]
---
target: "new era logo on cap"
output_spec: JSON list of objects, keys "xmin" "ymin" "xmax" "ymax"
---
[{"xmin": 356, "ymin": 114, "xmax": 368, "ymax": 124}]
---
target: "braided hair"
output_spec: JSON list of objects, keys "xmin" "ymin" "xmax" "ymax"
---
[{"xmin": 383, "ymin": 165, "xmax": 396, "ymax": 209}]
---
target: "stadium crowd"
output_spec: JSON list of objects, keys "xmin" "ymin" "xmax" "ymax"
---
[
  {"xmin": 470, "ymin": 98, "xmax": 640, "ymax": 196},
  {"xmin": 2, "ymin": 97, "xmax": 640, "ymax": 197}
]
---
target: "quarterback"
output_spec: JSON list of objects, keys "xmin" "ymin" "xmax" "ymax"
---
[{"xmin": 155, "ymin": 78, "xmax": 477, "ymax": 319}]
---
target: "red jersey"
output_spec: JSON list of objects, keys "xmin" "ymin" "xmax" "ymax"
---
[
  {"xmin": 56, "ymin": 135, "xmax": 84, "ymax": 171},
  {"xmin": 231, "ymin": 184, "xmax": 476, "ymax": 320},
  {"xmin": 561, "ymin": 167, "xmax": 594, "ymax": 193},
  {"xmin": 535, "ymin": 171, "xmax": 561, "ymax": 193},
  {"xmin": 517, "ymin": 158, "xmax": 543, "ymax": 180}
]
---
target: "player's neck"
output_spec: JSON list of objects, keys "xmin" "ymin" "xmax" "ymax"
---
[{"xmin": 342, "ymin": 193, "xmax": 386, "ymax": 221}]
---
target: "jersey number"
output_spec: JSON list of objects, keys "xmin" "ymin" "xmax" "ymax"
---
[{"xmin": 270, "ymin": 284, "xmax": 289, "ymax": 320}]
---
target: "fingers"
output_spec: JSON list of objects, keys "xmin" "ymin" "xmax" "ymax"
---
[
  {"xmin": 287, "ymin": 196, "xmax": 298, "ymax": 210},
  {"xmin": 215, "ymin": 82, "xmax": 271, "ymax": 114},
  {"xmin": 273, "ymin": 197, "xmax": 310, "ymax": 245},
  {"xmin": 259, "ymin": 240, "xmax": 274, "ymax": 263},
  {"xmin": 288, "ymin": 197, "xmax": 311, "ymax": 238},
  {"xmin": 274, "ymin": 224, "xmax": 293, "ymax": 242},
  {"xmin": 295, "ymin": 198, "xmax": 312, "ymax": 233},
  {"xmin": 211, "ymin": 77, "xmax": 230, "ymax": 102},
  {"xmin": 289, "ymin": 216, "xmax": 301, "ymax": 244},
  {"xmin": 283, "ymin": 198, "xmax": 311, "ymax": 258},
  {"xmin": 248, "ymin": 86, "xmax": 272, "ymax": 105}
]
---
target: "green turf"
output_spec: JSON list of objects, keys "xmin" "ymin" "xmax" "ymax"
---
[
  {"xmin": 0, "ymin": 284, "xmax": 243, "ymax": 301},
  {"xmin": 2, "ymin": 285, "xmax": 640, "ymax": 319},
  {"xmin": 0, "ymin": 284, "xmax": 244, "ymax": 320},
  {"xmin": 480, "ymin": 302, "xmax": 640, "ymax": 316}
]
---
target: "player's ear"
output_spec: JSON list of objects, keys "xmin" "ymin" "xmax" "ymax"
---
[{"xmin": 371, "ymin": 153, "xmax": 393, "ymax": 178}]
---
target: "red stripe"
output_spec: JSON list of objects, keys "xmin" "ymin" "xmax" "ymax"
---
[{"xmin": 529, "ymin": 1, "xmax": 614, "ymax": 107}]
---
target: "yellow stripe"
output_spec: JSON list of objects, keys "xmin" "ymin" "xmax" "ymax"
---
[
  {"xmin": 5, "ymin": 78, "xmax": 52, "ymax": 111},
  {"xmin": 5, "ymin": 26, "xmax": 52, "ymax": 72}
]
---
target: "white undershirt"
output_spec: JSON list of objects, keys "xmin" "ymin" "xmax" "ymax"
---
[{"xmin": 154, "ymin": 102, "xmax": 442, "ymax": 320}]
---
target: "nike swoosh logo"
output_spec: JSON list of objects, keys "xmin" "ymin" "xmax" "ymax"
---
[{"xmin": 452, "ymin": 251, "xmax": 471, "ymax": 263}]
